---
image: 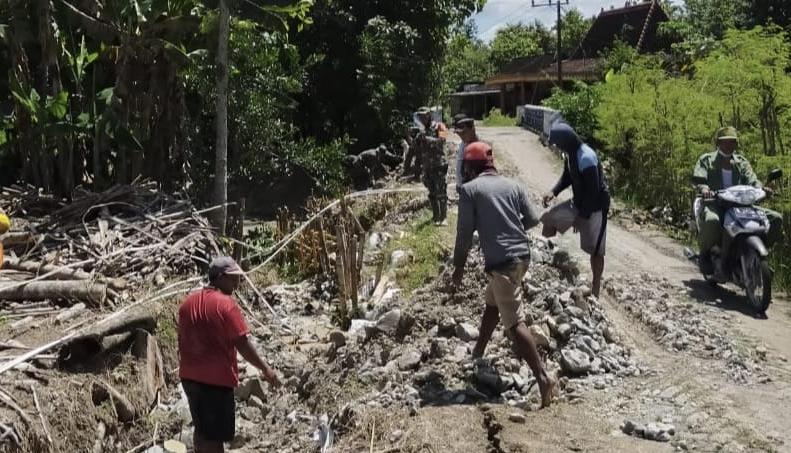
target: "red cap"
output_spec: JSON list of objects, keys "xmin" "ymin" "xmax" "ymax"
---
[{"xmin": 463, "ymin": 141, "xmax": 493, "ymax": 163}]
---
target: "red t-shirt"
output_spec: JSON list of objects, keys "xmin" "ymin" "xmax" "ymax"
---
[{"xmin": 178, "ymin": 288, "xmax": 250, "ymax": 388}]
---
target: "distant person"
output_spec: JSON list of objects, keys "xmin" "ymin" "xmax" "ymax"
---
[
  {"xmin": 541, "ymin": 123, "xmax": 610, "ymax": 297},
  {"xmin": 403, "ymin": 125, "xmax": 423, "ymax": 180},
  {"xmin": 0, "ymin": 208, "xmax": 9, "ymax": 269},
  {"xmin": 452, "ymin": 141, "xmax": 556, "ymax": 408},
  {"xmin": 452, "ymin": 113, "xmax": 479, "ymax": 192},
  {"xmin": 178, "ymin": 257, "xmax": 280, "ymax": 453},
  {"xmin": 694, "ymin": 126, "xmax": 783, "ymax": 275},
  {"xmin": 415, "ymin": 107, "xmax": 450, "ymax": 225}
]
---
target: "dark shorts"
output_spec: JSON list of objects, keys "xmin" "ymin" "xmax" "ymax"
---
[{"xmin": 182, "ymin": 379, "xmax": 235, "ymax": 442}]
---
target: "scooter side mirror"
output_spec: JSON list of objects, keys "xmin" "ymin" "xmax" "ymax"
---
[{"xmin": 767, "ymin": 168, "xmax": 783, "ymax": 182}]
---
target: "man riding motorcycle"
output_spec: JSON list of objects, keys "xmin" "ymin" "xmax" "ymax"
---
[{"xmin": 694, "ymin": 126, "xmax": 783, "ymax": 276}]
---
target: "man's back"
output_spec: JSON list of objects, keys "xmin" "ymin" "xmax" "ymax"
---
[
  {"xmin": 178, "ymin": 288, "xmax": 249, "ymax": 388},
  {"xmin": 455, "ymin": 173, "xmax": 539, "ymax": 270}
]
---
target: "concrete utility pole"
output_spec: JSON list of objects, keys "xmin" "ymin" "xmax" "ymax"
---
[{"xmin": 531, "ymin": 0, "xmax": 570, "ymax": 84}]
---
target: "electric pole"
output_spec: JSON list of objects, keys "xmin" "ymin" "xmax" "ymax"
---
[{"xmin": 531, "ymin": 0, "xmax": 570, "ymax": 84}]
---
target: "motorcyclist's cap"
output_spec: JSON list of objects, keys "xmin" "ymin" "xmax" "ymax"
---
[
  {"xmin": 416, "ymin": 106, "xmax": 431, "ymax": 116},
  {"xmin": 716, "ymin": 126, "xmax": 738, "ymax": 142}
]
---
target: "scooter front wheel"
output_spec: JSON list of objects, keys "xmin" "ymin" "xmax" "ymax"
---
[{"xmin": 743, "ymin": 248, "xmax": 772, "ymax": 315}]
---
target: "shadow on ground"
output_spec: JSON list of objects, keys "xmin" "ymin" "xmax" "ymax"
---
[{"xmin": 683, "ymin": 278, "xmax": 767, "ymax": 319}]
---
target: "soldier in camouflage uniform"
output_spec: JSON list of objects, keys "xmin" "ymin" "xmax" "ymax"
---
[
  {"xmin": 415, "ymin": 107, "xmax": 449, "ymax": 225},
  {"xmin": 403, "ymin": 125, "xmax": 423, "ymax": 180}
]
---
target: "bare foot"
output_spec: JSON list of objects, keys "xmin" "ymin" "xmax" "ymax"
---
[{"xmin": 538, "ymin": 374, "xmax": 557, "ymax": 408}]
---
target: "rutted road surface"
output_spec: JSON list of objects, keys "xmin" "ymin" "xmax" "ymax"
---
[{"xmin": 473, "ymin": 126, "xmax": 791, "ymax": 452}]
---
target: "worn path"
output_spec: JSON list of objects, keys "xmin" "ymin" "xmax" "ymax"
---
[{"xmin": 470, "ymin": 126, "xmax": 791, "ymax": 452}]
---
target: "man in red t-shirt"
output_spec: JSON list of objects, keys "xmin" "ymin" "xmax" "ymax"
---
[{"xmin": 178, "ymin": 256, "xmax": 280, "ymax": 453}]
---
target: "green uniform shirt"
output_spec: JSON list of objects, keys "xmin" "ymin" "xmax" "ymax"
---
[{"xmin": 693, "ymin": 150, "xmax": 760, "ymax": 191}]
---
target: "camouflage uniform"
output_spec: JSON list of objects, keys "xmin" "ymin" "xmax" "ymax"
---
[
  {"xmin": 403, "ymin": 126, "xmax": 423, "ymax": 180},
  {"xmin": 344, "ymin": 145, "xmax": 403, "ymax": 190},
  {"xmin": 417, "ymin": 123, "xmax": 449, "ymax": 223}
]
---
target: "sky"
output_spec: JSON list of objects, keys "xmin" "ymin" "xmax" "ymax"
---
[{"xmin": 473, "ymin": 0, "xmax": 678, "ymax": 42}]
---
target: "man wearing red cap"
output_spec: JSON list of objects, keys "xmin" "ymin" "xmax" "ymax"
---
[
  {"xmin": 178, "ymin": 256, "xmax": 280, "ymax": 452},
  {"xmin": 452, "ymin": 142, "xmax": 556, "ymax": 408}
]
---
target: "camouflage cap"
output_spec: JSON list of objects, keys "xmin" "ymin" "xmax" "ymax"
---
[{"xmin": 716, "ymin": 126, "xmax": 738, "ymax": 141}]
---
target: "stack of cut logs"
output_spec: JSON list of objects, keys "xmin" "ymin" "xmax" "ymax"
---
[{"xmin": 0, "ymin": 180, "xmax": 221, "ymax": 311}]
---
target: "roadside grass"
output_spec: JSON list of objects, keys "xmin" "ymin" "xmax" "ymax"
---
[
  {"xmin": 385, "ymin": 209, "xmax": 457, "ymax": 292},
  {"xmin": 481, "ymin": 108, "xmax": 516, "ymax": 127}
]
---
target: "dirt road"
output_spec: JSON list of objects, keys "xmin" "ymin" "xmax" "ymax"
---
[
  {"xmin": 482, "ymin": 126, "xmax": 791, "ymax": 357},
  {"xmin": 472, "ymin": 126, "xmax": 791, "ymax": 452}
]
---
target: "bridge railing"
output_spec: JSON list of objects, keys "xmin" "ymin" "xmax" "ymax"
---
[{"xmin": 518, "ymin": 105, "xmax": 563, "ymax": 145}]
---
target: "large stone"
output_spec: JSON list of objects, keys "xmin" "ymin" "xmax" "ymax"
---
[
  {"xmin": 163, "ymin": 440, "xmax": 187, "ymax": 453},
  {"xmin": 390, "ymin": 250, "xmax": 411, "ymax": 268},
  {"xmin": 455, "ymin": 323, "xmax": 479, "ymax": 342},
  {"xmin": 508, "ymin": 413, "xmax": 526, "ymax": 423},
  {"xmin": 328, "ymin": 330, "xmax": 347, "ymax": 348},
  {"xmin": 430, "ymin": 338, "xmax": 448, "ymax": 359},
  {"xmin": 438, "ymin": 317, "xmax": 457, "ymax": 337},
  {"xmin": 560, "ymin": 349, "xmax": 592, "ymax": 375},
  {"xmin": 349, "ymin": 319, "xmax": 377, "ymax": 339},
  {"xmin": 235, "ymin": 378, "xmax": 267, "ymax": 402},
  {"xmin": 565, "ymin": 306, "xmax": 585, "ymax": 319},
  {"xmin": 376, "ymin": 309, "xmax": 402, "ymax": 335},
  {"xmin": 527, "ymin": 325, "xmax": 550, "ymax": 349},
  {"xmin": 397, "ymin": 350, "xmax": 422, "ymax": 371},
  {"xmin": 557, "ymin": 323, "xmax": 573, "ymax": 340}
]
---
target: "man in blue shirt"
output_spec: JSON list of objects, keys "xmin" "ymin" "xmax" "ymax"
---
[{"xmin": 541, "ymin": 123, "xmax": 610, "ymax": 297}]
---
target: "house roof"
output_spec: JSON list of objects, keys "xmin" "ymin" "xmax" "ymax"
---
[
  {"xmin": 485, "ymin": 1, "xmax": 668, "ymax": 86},
  {"xmin": 574, "ymin": 1, "xmax": 669, "ymax": 58}
]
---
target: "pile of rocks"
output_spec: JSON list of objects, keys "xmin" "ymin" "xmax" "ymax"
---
[
  {"xmin": 605, "ymin": 274, "xmax": 768, "ymax": 383},
  {"xmin": 622, "ymin": 419, "xmax": 677, "ymax": 443},
  {"xmin": 155, "ymin": 234, "xmax": 646, "ymax": 452}
]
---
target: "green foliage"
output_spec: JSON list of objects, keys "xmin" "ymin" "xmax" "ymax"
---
[
  {"xmin": 184, "ymin": 22, "xmax": 347, "ymax": 209},
  {"xmin": 440, "ymin": 24, "xmax": 493, "ymax": 98},
  {"xmin": 594, "ymin": 26, "xmax": 791, "ymax": 288},
  {"xmin": 542, "ymin": 81, "xmax": 600, "ymax": 141},
  {"xmin": 481, "ymin": 108, "xmax": 515, "ymax": 127},
  {"xmin": 489, "ymin": 22, "xmax": 552, "ymax": 71},
  {"xmin": 555, "ymin": 8, "xmax": 592, "ymax": 58},
  {"xmin": 682, "ymin": 0, "xmax": 747, "ymax": 39},
  {"xmin": 386, "ymin": 210, "xmax": 455, "ymax": 292},
  {"xmin": 293, "ymin": 0, "xmax": 485, "ymax": 150}
]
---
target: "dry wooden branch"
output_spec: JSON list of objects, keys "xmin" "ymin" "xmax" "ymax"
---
[
  {"xmin": 0, "ymin": 388, "xmax": 33, "ymax": 427},
  {"xmin": 30, "ymin": 384, "xmax": 53, "ymax": 445},
  {"xmin": 131, "ymin": 331, "xmax": 165, "ymax": 407},
  {"xmin": 91, "ymin": 380, "xmax": 136, "ymax": 422},
  {"xmin": 0, "ymin": 422, "xmax": 20, "ymax": 446},
  {"xmin": 3, "ymin": 257, "xmax": 127, "ymax": 290}
]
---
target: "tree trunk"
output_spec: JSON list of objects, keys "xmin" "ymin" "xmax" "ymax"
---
[
  {"xmin": 212, "ymin": 0, "xmax": 231, "ymax": 236},
  {"xmin": 0, "ymin": 280, "xmax": 108, "ymax": 306},
  {"xmin": 2, "ymin": 257, "xmax": 127, "ymax": 291}
]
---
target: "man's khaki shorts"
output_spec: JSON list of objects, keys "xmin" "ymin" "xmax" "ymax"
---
[
  {"xmin": 541, "ymin": 200, "xmax": 606, "ymax": 256},
  {"xmin": 485, "ymin": 260, "xmax": 529, "ymax": 330}
]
